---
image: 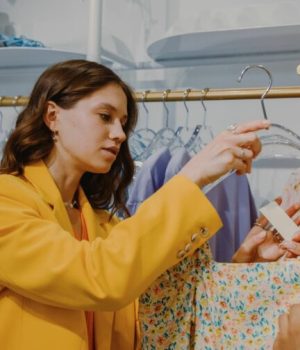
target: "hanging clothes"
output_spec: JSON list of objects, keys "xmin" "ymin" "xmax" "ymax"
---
[
  {"xmin": 163, "ymin": 148, "xmax": 257, "ymax": 262},
  {"xmin": 163, "ymin": 148, "xmax": 191, "ymax": 183},
  {"xmin": 139, "ymin": 168, "xmax": 300, "ymax": 349},
  {"xmin": 206, "ymin": 172, "xmax": 258, "ymax": 262},
  {"xmin": 126, "ymin": 147, "xmax": 171, "ymax": 215},
  {"xmin": 139, "ymin": 243, "xmax": 300, "ymax": 349},
  {"xmin": 127, "ymin": 146, "xmax": 256, "ymax": 260}
]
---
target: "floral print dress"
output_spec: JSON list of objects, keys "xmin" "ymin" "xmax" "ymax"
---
[
  {"xmin": 139, "ymin": 169, "xmax": 300, "ymax": 349},
  {"xmin": 139, "ymin": 244, "xmax": 300, "ymax": 349}
]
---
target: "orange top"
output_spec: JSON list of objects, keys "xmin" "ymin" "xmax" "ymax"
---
[{"xmin": 79, "ymin": 212, "xmax": 95, "ymax": 350}]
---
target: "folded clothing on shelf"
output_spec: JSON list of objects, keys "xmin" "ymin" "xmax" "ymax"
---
[{"xmin": 0, "ymin": 33, "xmax": 45, "ymax": 47}]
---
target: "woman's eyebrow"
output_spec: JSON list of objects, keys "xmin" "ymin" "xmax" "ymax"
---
[{"xmin": 94, "ymin": 103, "xmax": 116, "ymax": 111}]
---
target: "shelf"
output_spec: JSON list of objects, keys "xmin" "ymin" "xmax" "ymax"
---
[
  {"xmin": 0, "ymin": 47, "xmax": 134, "ymax": 69},
  {"xmin": 0, "ymin": 47, "xmax": 86, "ymax": 69},
  {"xmin": 147, "ymin": 25, "xmax": 300, "ymax": 67}
]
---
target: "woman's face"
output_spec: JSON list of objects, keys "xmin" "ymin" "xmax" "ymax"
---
[{"xmin": 49, "ymin": 83, "xmax": 128, "ymax": 175}]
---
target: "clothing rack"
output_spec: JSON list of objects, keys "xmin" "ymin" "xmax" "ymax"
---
[{"xmin": 1, "ymin": 86, "xmax": 300, "ymax": 106}]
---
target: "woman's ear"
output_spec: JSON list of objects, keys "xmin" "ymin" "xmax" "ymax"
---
[{"xmin": 44, "ymin": 101, "xmax": 59, "ymax": 131}]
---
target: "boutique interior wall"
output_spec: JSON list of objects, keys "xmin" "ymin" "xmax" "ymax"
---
[{"xmin": 1, "ymin": 0, "xmax": 300, "ymax": 206}]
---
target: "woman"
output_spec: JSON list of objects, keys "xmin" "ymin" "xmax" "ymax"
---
[{"xmin": 0, "ymin": 59, "xmax": 269, "ymax": 350}]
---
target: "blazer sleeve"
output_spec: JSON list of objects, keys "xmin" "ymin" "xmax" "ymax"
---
[{"xmin": 0, "ymin": 174, "xmax": 222, "ymax": 311}]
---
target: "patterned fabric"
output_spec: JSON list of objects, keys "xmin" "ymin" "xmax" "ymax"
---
[{"xmin": 139, "ymin": 243, "xmax": 300, "ymax": 349}]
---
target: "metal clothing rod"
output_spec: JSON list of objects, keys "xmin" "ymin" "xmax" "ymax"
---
[
  {"xmin": 2, "ymin": 86, "xmax": 300, "ymax": 107},
  {"xmin": 135, "ymin": 86, "xmax": 300, "ymax": 102}
]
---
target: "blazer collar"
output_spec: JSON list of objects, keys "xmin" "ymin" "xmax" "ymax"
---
[{"xmin": 23, "ymin": 161, "xmax": 110, "ymax": 238}]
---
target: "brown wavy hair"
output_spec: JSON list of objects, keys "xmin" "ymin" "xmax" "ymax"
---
[{"xmin": 0, "ymin": 59, "xmax": 138, "ymax": 217}]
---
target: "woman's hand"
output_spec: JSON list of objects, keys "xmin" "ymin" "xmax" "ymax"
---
[
  {"xmin": 232, "ymin": 201, "xmax": 300, "ymax": 263},
  {"xmin": 178, "ymin": 120, "xmax": 270, "ymax": 188},
  {"xmin": 279, "ymin": 231, "xmax": 300, "ymax": 258},
  {"xmin": 273, "ymin": 304, "xmax": 300, "ymax": 350}
]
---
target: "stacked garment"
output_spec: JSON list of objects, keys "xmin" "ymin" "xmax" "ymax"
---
[{"xmin": 0, "ymin": 33, "xmax": 45, "ymax": 47}]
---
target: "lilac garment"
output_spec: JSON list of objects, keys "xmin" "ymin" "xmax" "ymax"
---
[
  {"xmin": 207, "ymin": 172, "xmax": 258, "ymax": 262},
  {"xmin": 126, "ymin": 147, "xmax": 172, "ymax": 215},
  {"xmin": 127, "ymin": 146, "xmax": 257, "ymax": 261},
  {"xmin": 164, "ymin": 148, "xmax": 191, "ymax": 183},
  {"xmin": 162, "ymin": 150, "xmax": 257, "ymax": 262}
]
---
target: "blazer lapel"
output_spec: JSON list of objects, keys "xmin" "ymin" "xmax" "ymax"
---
[
  {"xmin": 24, "ymin": 161, "xmax": 111, "ymax": 241},
  {"xmin": 24, "ymin": 161, "xmax": 73, "ymax": 234}
]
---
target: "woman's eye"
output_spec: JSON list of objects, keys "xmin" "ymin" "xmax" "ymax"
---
[{"xmin": 99, "ymin": 113, "xmax": 111, "ymax": 122}]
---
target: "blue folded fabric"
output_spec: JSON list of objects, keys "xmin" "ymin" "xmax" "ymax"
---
[{"xmin": 0, "ymin": 33, "xmax": 45, "ymax": 47}]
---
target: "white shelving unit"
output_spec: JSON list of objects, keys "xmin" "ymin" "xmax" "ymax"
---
[
  {"xmin": 146, "ymin": 25, "xmax": 300, "ymax": 67},
  {"xmin": 0, "ymin": 47, "xmax": 85, "ymax": 69},
  {"xmin": 0, "ymin": 46, "xmax": 136, "ymax": 95}
]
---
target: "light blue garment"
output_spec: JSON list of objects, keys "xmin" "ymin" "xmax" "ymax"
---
[
  {"xmin": 206, "ymin": 171, "xmax": 258, "ymax": 262},
  {"xmin": 162, "ymin": 150, "xmax": 257, "ymax": 262},
  {"xmin": 164, "ymin": 148, "xmax": 191, "ymax": 183},
  {"xmin": 127, "ymin": 145, "xmax": 257, "ymax": 261},
  {"xmin": 126, "ymin": 147, "xmax": 172, "ymax": 215}
]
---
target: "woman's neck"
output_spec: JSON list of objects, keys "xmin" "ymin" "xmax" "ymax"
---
[{"xmin": 44, "ymin": 156, "xmax": 82, "ymax": 204}]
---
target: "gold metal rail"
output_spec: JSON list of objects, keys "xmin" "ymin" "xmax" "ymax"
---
[{"xmin": 2, "ymin": 86, "xmax": 300, "ymax": 107}]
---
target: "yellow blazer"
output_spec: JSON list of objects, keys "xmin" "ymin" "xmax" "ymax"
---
[{"xmin": 0, "ymin": 161, "xmax": 222, "ymax": 350}]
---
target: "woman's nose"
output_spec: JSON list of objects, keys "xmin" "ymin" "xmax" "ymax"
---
[{"xmin": 109, "ymin": 120, "xmax": 127, "ymax": 143}]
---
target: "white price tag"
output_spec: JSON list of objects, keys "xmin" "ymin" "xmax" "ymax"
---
[{"xmin": 259, "ymin": 201, "xmax": 299, "ymax": 241}]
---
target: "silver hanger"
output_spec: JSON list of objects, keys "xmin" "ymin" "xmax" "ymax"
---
[
  {"xmin": 165, "ymin": 88, "xmax": 200, "ymax": 154},
  {"xmin": 238, "ymin": 64, "xmax": 300, "ymax": 167},
  {"xmin": 140, "ymin": 89, "xmax": 184, "ymax": 160},
  {"xmin": 187, "ymin": 88, "xmax": 214, "ymax": 153},
  {"xmin": 238, "ymin": 65, "xmax": 271, "ymax": 120},
  {"xmin": 129, "ymin": 90, "xmax": 156, "ymax": 160}
]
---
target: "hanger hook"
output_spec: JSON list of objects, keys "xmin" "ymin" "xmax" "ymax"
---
[
  {"xmin": 237, "ymin": 64, "xmax": 273, "ymax": 120},
  {"xmin": 200, "ymin": 88, "xmax": 208, "ymax": 113},
  {"xmin": 200, "ymin": 88, "xmax": 209, "ymax": 127},
  {"xmin": 162, "ymin": 89, "xmax": 170, "ymax": 127},
  {"xmin": 0, "ymin": 109, "xmax": 3, "ymax": 132},
  {"xmin": 12, "ymin": 96, "xmax": 20, "ymax": 116},
  {"xmin": 142, "ymin": 90, "xmax": 150, "ymax": 115},
  {"xmin": 183, "ymin": 88, "xmax": 191, "ymax": 114},
  {"xmin": 142, "ymin": 90, "xmax": 150, "ymax": 129},
  {"xmin": 183, "ymin": 89, "xmax": 191, "ymax": 129}
]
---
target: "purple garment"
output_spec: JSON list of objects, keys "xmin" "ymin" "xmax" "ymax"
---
[
  {"xmin": 206, "ymin": 172, "xmax": 258, "ymax": 262},
  {"xmin": 162, "ymin": 150, "xmax": 257, "ymax": 262},
  {"xmin": 127, "ymin": 146, "xmax": 257, "ymax": 261},
  {"xmin": 126, "ymin": 147, "xmax": 172, "ymax": 215},
  {"xmin": 164, "ymin": 148, "xmax": 191, "ymax": 183}
]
